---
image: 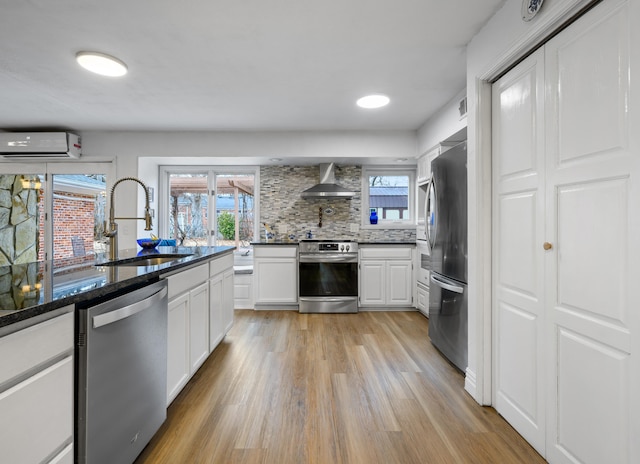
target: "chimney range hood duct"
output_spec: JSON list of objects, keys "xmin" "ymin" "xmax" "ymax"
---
[{"xmin": 301, "ymin": 163, "xmax": 355, "ymax": 199}]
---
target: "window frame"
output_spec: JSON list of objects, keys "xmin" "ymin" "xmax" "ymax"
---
[
  {"xmin": 158, "ymin": 165, "xmax": 260, "ymax": 246},
  {"xmin": 361, "ymin": 167, "xmax": 416, "ymax": 229}
]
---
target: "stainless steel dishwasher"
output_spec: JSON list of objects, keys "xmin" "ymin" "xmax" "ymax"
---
[{"xmin": 75, "ymin": 279, "xmax": 168, "ymax": 464}]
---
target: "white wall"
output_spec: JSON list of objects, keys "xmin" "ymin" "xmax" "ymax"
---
[
  {"xmin": 416, "ymin": 87, "xmax": 467, "ymax": 155},
  {"xmin": 79, "ymin": 130, "xmax": 417, "ymax": 249},
  {"xmin": 464, "ymin": 0, "xmax": 604, "ymax": 404}
]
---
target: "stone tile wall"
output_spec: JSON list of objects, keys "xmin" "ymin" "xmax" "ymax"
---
[
  {"xmin": 0, "ymin": 175, "xmax": 40, "ymax": 265},
  {"xmin": 260, "ymin": 165, "xmax": 416, "ymax": 242}
]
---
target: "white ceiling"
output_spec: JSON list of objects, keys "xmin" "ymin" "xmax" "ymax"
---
[{"xmin": 0, "ymin": 0, "xmax": 504, "ymax": 133}]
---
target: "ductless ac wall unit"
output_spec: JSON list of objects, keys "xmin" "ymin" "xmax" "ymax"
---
[{"xmin": 0, "ymin": 132, "xmax": 82, "ymax": 159}]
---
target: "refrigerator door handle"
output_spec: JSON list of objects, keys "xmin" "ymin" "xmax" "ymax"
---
[
  {"xmin": 426, "ymin": 178, "xmax": 437, "ymax": 249},
  {"xmin": 430, "ymin": 274, "xmax": 464, "ymax": 294}
]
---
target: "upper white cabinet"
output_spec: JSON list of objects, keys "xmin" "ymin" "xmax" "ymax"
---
[
  {"xmin": 254, "ymin": 245, "xmax": 298, "ymax": 308},
  {"xmin": 416, "ymin": 153, "xmax": 430, "ymax": 185},
  {"xmin": 359, "ymin": 246, "xmax": 414, "ymax": 308},
  {"xmin": 0, "ymin": 308, "xmax": 74, "ymax": 464},
  {"xmin": 417, "ymin": 142, "xmax": 461, "ymax": 186}
]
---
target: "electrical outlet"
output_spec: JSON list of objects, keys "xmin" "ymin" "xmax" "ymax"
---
[
  {"xmin": 350, "ymin": 223, "xmax": 359, "ymax": 233},
  {"xmin": 280, "ymin": 224, "xmax": 288, "ymax": 234}
]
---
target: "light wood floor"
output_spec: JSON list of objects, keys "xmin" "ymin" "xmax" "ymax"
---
[{"xmin": 136, "ymin": 310, "xmax": 545, "ymax": 464}]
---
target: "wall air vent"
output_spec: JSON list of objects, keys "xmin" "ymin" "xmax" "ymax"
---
[
  {"xmin": 458, "ymin": 97, "xmax": 468, "ymax": 119},
  {"xmin": 0, "ymin": 132, "xmax": 82, "ymax": 160}
]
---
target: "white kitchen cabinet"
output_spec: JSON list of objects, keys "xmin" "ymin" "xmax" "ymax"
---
[
  {"xmin": 189, "ymin": 281, "xmax": 209, "ymax": 374},
  {"xmin": 359, "ymin": 246, "xmax": 413, "ymax": 308},
  {"xmin": 416, "ymin": 153, "xmax": 430, "ymax": 185},
  {"xmin": 416, "ymin": 283, "xmax": 429, "ymax": 317},
  {"xmin": 209, "ymin": 252, "xmax": 234, "ymax": 350},
  {"xmin": 359, "ymin": 260, "xmax": 386, "ymax": 305},
  {"xmin": 0, "ymin": 308, "xmax": 74, "ymax": 464},
  {"xmin": 167, "ymin": 292, "xmax": 190, "ymax": 404},
  {"xmin": 165, "ymin": 262, "xmax": 209, "ymax": 405},
  {"xmin": 254, "ymin": 245, "xmax": 298, "ymax": 308},
  {"xmin": 417, "ymin": 143, "xmax": 459, "ymax": 186}
]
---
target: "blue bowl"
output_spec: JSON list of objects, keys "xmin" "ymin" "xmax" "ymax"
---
[{"xmin": 137, "ymin": 238, "xmax": 161, "ymax": 249}]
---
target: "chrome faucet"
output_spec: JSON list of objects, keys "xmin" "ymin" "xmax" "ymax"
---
[{"xmin": 104, "ymin": 177, "xmax": 153, "ymax": 260}]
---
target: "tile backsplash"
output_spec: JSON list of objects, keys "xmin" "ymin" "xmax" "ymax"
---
[{"xmin": 260, "ymin": 165, "xmax": 416, "ymax": 242}]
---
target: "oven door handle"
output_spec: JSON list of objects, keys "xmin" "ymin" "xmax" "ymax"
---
[{"xmin": 299, "ymin": 254, "xmax": 358, "ymax": 263}]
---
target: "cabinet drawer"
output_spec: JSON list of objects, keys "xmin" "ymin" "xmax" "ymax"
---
[
  {"xmin": 0, "ymin": 310, "xmax": 73, "ymax": 387},
  {"xmin": 167, "ymin": 263, "xmax": 208, "ymax": 299},
  {"xmin": 210, "ymin": 253, "xmax": 234, "ymax": 277},
  {"xmin": 360, "ymin": 246, "xmax": 412, "ymax": 260},
  {"xmin": 0, "ymin": 356, "xmax": 73, "ymax": 464},
  {"xmin": 254, "ymin": 246, "xmax": 297, "ymax": 258}
]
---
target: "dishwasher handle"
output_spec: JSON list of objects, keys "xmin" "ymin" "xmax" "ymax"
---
[{"xmin": 93, "ymin": 286, "xmax": 168, "ymax": 329}]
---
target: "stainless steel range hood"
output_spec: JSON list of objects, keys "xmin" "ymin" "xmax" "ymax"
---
[{"xmin": 301, "ymin": 163, "xmax": 356, "ymax": 199}]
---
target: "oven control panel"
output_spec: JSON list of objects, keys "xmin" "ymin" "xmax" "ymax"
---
[{"xmin": 299, "ymin": 241, "xmax": 358, "ymax": 254}]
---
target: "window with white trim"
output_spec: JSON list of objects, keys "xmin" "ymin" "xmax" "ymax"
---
[{"xmin": 361, "ymin": 168, "xmax": 415, "ymax": 227}]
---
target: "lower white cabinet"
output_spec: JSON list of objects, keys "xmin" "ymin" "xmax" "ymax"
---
[
  {"xmin": 359, "ymin": 246, "xmax": 414, "ymax": 308},
  {"xmin": 0, "ymin": 309, "xmax": 74, "ymax": 464},
  {"xmin": 416, "ymin": 282, "xmax": 429, "ymax": 317},
  {"xmin": 189, "ymin": 281, "xmax": 210, "ymax": 374},
  {"xmin": 166, "ymin": 262, "xmax": 209, "ymax": 405},
  {"xmin": 166, "ymin": 253, "xmax": 234, "ymax": 405},
  {"xmin": 167, "ymin": 292, "xmax": 190, "ymax": 404},
  {"xmin": 209, "ymin": 253, "xmax": 234, "ymax": 350},
  {"xmin": 253, "ymin": 245, "xmax": 298, "ymax": 307}
]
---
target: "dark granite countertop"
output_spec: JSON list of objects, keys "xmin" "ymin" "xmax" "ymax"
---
[
  {"xmin": 252, "ymin": 240, "xmax": 416, "ymax": 245},
  {"xmin": 251, "ymin": 240, "xmax": 299, "ymax": 245},
  {"xmin": 0, "ymin": 245, "xmax": 234, "ymax": 331},
  {"xmin": 358, "ymin": 241, "xmax": 416, "ymax": 245}
]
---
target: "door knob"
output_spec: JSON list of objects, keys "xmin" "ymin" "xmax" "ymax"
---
[{"xmin": 543, "ymin": 242, "xmax": 553, "ymax": 250}]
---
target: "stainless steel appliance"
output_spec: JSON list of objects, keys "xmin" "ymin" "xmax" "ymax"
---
[
  {"xmin": 427, "ymin": 141, "xmax": 468, "ymax": 372},
  {"xmin": 75, "ymin": 280, "xmax": 168, "ymax": 464},
  {"xmin": 298, "ymin": 240, "xmax": 358, "ymax": 313}
]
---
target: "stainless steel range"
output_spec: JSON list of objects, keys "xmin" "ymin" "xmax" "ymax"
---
[{"xmin": 298, "ymin": 240, "xmax": 359, "ymax": 313}]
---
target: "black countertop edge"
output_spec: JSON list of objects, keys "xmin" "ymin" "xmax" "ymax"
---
[
  {"xmin": 0, "ymin": 246, "xmax": 235, "ymax": 332},
  {"xmin": 251, "ymin": 241, "xmax": 299, "ymax": 245},
  {"xmin": 252, "ymin": 241, "xmax": 416, "ymax": 245},
  {"xmin": 358, "ymin": 241, "xmax": 416, "ymax": 245}
]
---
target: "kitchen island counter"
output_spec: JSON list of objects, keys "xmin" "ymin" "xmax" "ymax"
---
[{"xmin": 0, "ymin": 245, "xmax": 234, "ymax": 333}]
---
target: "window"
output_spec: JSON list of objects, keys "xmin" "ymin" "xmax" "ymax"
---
[
  {"xmin": 0, "ymin": 162, "xmax": 113, "ymax": 263},
  {"xmin": 361, "ymin": 168, "xmax": 415, "ymax": 227},
  {"xmin": 160, "ymin": 166, "xmax": 258, "ymax": 248}
]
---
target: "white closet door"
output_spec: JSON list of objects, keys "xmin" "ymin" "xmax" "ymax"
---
[
  {"xmin": 492, "ymin": 48, "xmax": 546, "ymax": 455},
  {"xmin": 544, "ymin": 1, "xmax": 636, "ymax": 463}
]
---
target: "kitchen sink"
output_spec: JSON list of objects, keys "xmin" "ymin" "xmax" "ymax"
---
[{"xmin": 96, "ymin": 254, "xmax": 194, "ymax": 267}]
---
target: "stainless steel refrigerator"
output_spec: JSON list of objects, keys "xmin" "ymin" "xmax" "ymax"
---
[{"xmin": 426, "ymin": 141, "xmax": 468, "ymax": 372}]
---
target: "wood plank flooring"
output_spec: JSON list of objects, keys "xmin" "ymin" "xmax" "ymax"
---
[{"xmin": 136, "ymin": 310, "xmax": 545, "ymax": 464}]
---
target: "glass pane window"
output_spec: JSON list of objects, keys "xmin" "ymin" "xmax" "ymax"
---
[
  {"xmin": 0, "ymin": 163, "xmax": 112, "ymax": 264},
  {"xmin": 364, "ymin": 171, "xmax": 414, "ymax": 225},
  {"xmin": 168, "ymin": 173, "xmax": 209, "ymax": 246},
  {"xmin": 52, "ymin": 174, "xmax": 107, "ymax": 259},
  {"xmin": 215, "ymin": 174, "xmax": 255, "ymax": 247}
]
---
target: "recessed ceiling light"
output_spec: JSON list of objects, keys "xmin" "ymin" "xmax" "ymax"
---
[
  {"xmin": 356, "ymin": 94, "xmax": 390, "ymax": 109},
  {"xmin": 76, "ymin": 51, "xmax": 128, "ymax": 77}
]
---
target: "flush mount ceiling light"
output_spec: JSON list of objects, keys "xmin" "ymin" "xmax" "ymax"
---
[
  {"xmin": 356, "ymin": 94, "xmax": 390, "ymax": 109},
  {"xmin": 76, "ymin": 51, "xmax": 128, "ymax": 77}
]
